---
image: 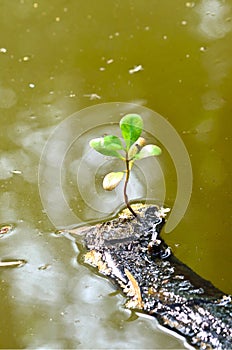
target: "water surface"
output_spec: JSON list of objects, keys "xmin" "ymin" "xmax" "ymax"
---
[{"xmin": 0, "ymin": 0, "xmax": 231, "ymax": 348}]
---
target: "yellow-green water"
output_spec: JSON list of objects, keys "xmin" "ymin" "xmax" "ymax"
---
[{"xmin": 0, "ymin": 0, "xmax": 231, "ymax": 348}]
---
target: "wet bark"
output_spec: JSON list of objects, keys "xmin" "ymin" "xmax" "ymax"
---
[{"xmin": 69, "ymin": 204, "xmax": 232, "ymax": 350}]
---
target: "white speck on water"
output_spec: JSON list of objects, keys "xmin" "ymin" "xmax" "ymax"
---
[
  {"xmin": 29, "ymin": 83, "xmax": 35, "ymax": 88},
  {"xmin": 129, "ymin": 64, "xmax": 143, "ymax": 74},
  {"xmin": 163, "ymin": 35, "xmax": 168, "ymax": 40},
  {"xmin": 200, "ymin": 46, "xmax": 207, "ymax": 52},
  {"xmin": 55, "ymin": 17, "xmax": 60, "ymax": 22},
  {"xmin": 144, "ymin": 26, "xmax": 150, "ymax": 31},
  {"xmin": 22, "ymin": 56, "xmax": 30, "ymax": 62},
  {"xmin": 109, "ymin": 32, "xmax": 120, "ymax": 39},
  {"xmin": 181, "ymin": 20, "xmax": 188, "ymax": 26},
  {"xmin": 186, "ymin": 54, "xmax": 190, "ymax": 58},
  {"xmin": 83, "ymin": 93, "xmax": 101, "ymax": 100},
  {"xmin": 99, "ymin": 67, "xmax": 105, "ymax": 71},
  {"xmin": 106, "ymin": 58, "xmax": 114, "ymax": 64},
  {"xmin": 11, "ymin": 170, "xmax": 22, "ymax": 175},
  {"xmin": 178, "ymin": 79, "xmax": 183, "ymax": 83},
  {"xmin": 33, "ymin": 2, "xmax": 38, "ymax": 8},
  {"xmin": 0, "ymin": 47, "xmax": 7, "ymax": 53},
  {"xmin": 185, "ymin": 2, "xmax": 195, "ymax": 8},
  {"xmin": 69, "ymin": 92, "xmax": 76, "ymax": 98}
]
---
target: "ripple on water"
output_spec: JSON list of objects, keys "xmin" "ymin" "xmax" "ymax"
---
[{"xmin": 0, "ymin": 86, "xmax": 17, "ymax": 108}]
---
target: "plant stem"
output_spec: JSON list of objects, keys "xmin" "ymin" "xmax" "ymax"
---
[{"xmin": 124, "ymin": 152, "xmax": 137, "ymax": 218}]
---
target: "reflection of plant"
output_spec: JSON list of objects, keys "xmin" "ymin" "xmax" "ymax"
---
[{"xmin": 89, "ymin": 114, "xmax": 162, "ymax": 217}]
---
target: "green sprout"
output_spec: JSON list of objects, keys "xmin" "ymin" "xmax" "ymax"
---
[{"xmin": 89, "ymin": 114, "xmax": 162, "ymax": 218}]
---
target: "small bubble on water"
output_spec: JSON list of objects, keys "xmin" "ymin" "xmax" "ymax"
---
[
  {"xmin": 144, "ymin": 26, "xmax": 150, "ymax": 31},
  {"xmin": 163, "ymin": 35, "xmax": 168, "ymax": 40},
  {"xmin": 55, "ymin": 17, "xmax": 60, "ymax": 22},
  {"xmin": 22, "ymin": 56, "xmax": 30, "ymax": 62},
  {"xmin": 181, "ymin": 20, "xmax": 188, "ymax": 26},
  {"xmin": 185, "ymin": 2, "xmax": 195, "ymax": 8},
  {"xmin": 0, "ymin": 47, "xmax": 7, "ymax": 53},
  {"xmin": 33, "ymin": 2, "xmax": 38, "ymax": 8},
  {"xmin": 99, "ymin": 67, "xmax": 106, "ymax": 71},
  {"xmin": 200, "ymin": 46, "xmax": 207, "ymax": 52},
  {"xmin": 186, "ymin": 54, "xmax": 190, "ymax": 58},
  {"xmin": 29, "ymin": 83, "xmax": 35, "ymax": 88}
]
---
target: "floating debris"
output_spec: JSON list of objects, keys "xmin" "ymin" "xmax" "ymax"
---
[
  {"xmin": 106, "ymin": 58, "xmax": 114, "ymax": 64},
  {"xmin": 76, "ymin": 203, "xmax": 232, "ymax": 349},
  {"xmin": 129, "ymin": 64, "xmax": 144, "ymax": 74},
  {"xmin": 0, "ymin": 47, "xmax": 7, "ymax": 53},
  {"xmin": 0, "ymin": 224, "xmax": 13, "ymax": 236},
  {"xmin": 11, "ymin": 169, "xmax": 22, "ymax": 175},
  {"xmin": 38, "ymin": 263, "xmax": 51, "ymax": 270},
  {"xmin": 0, "ymin": 260, "xmax": 26, "ymax": 268},
  {"xmin": 83, "ymin": 93, "xmax": 101, "ymax": 100}
]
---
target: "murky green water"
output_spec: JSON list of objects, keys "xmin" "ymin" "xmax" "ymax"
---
[{"xmin": 0, "ymin": 0, "xmax": 231, "ymax": 348}]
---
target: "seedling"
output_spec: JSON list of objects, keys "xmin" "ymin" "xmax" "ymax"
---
[{"xmin": 89, "ymin": 114, "xmax": 162, "ymax": 217}]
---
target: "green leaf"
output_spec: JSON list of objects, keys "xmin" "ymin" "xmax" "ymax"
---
[
  {"xmin": 103, "ymin": 135, "xmax": 124, "ymax": 150},
  {"xmin": 134, "ymin": 144, "xmax": 162, "ymax": 160},
  {"xmin": 120, "ymin": 114, "xmax": 143, "ymax": 150},
  {"xmin": 103, "ymin": 172, "xmax": 124, "ymax": 191},
  {"xmin": 89, "ymin": 136, "xmax": 124, "ymax": 159}
]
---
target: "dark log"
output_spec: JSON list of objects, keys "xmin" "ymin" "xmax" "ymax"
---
[{"xmin": 69, "ymin": 204, "xmax": 232, "ymax": 350}]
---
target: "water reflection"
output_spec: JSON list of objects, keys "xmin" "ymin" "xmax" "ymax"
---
[
  {"xmin": 1, "ymin": 224, "xmax": 188, "ymax": 349},
  {"xmin": 0, "ymin": 0, "xmax": 231, "ymax": 348},
  {"xmin": 196, "ymin": 0, "xmax": 232, "ymax": 39}
]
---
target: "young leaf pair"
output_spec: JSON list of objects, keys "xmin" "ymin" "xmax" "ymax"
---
[{"xmin": 89, "ymin": 114, "xmax": 162, "ymax": 217}]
